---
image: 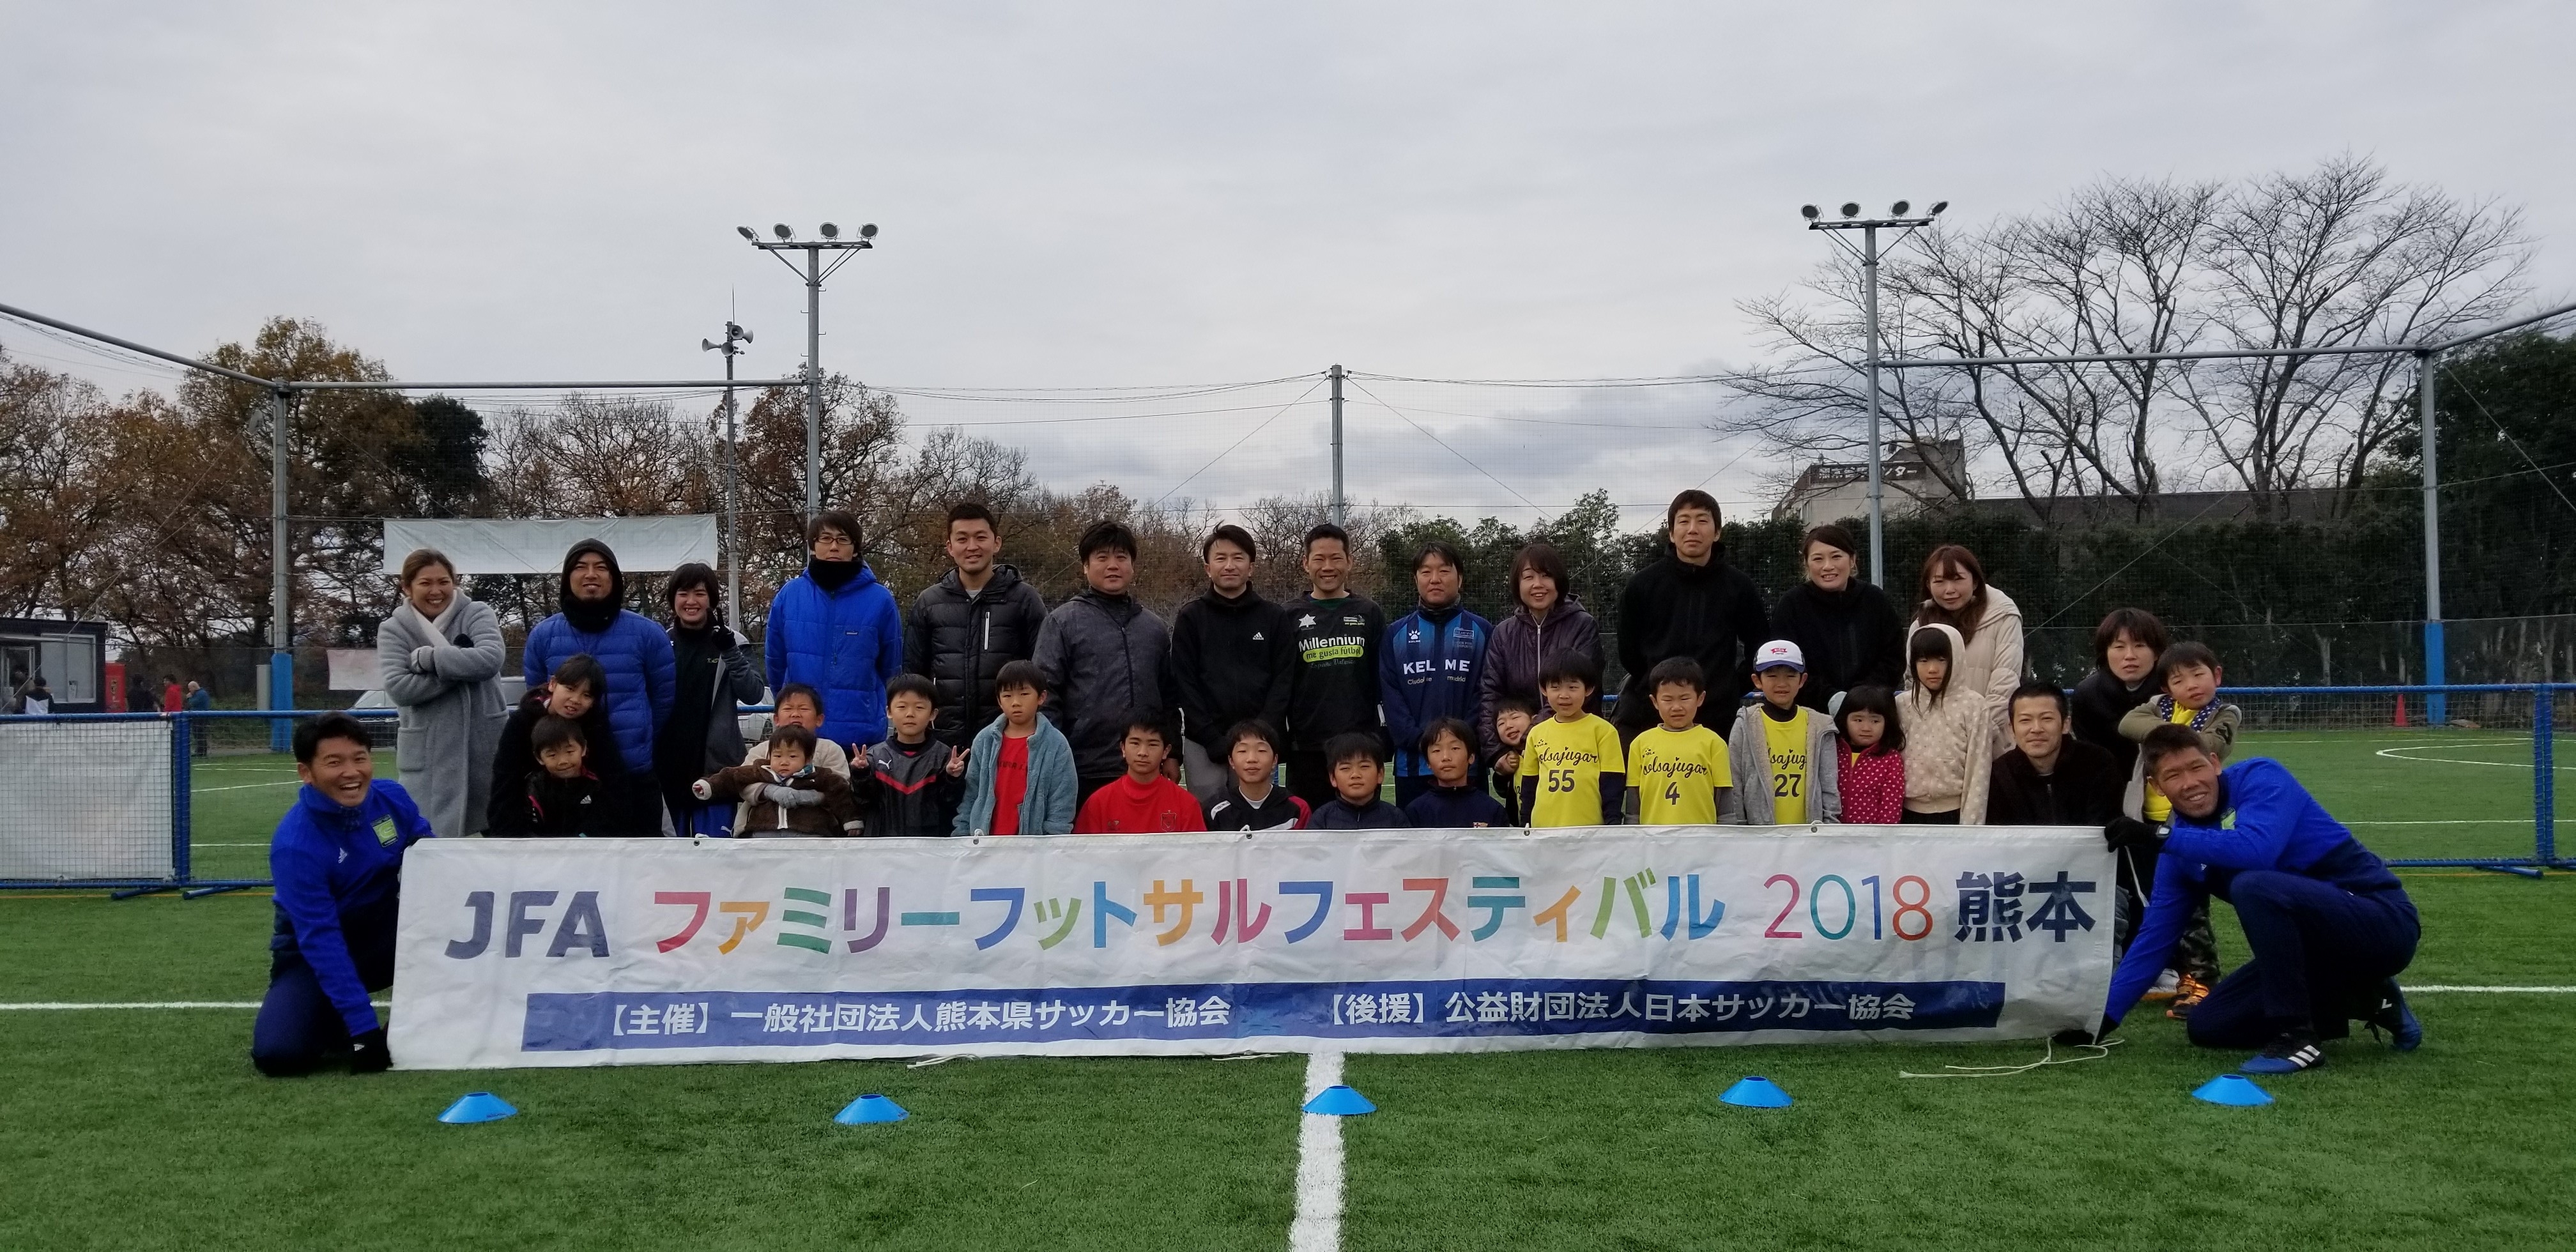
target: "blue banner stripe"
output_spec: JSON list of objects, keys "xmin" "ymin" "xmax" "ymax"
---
[{"xmin": 525, "ymin": 979, "xmax": 2000, "ymax": 1051}]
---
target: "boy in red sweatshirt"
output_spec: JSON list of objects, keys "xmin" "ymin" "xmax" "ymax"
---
[{"xmin": 1074, "ymin": 714, "xmax": 1208, "ymax": 834}]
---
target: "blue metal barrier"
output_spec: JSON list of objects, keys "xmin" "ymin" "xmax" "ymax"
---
[{"xmin": 0, "ymin": 709, "xmax": 394, "ymax": 899}]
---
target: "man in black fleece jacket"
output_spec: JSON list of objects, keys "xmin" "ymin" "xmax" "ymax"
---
[
  {"xmin": 1169, "ymin": 525, "xmax": 1294, "ymax": 801},
  {"xmin": 1284, "ymin": 524, "xmax": 1386, "ymax": 809},
  {"xmin": 1613, "ymin": 491, "xmax": 1769, "ymax": 742}
]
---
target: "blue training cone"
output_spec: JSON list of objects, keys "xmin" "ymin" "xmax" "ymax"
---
[
  {"xmin": 1302, "ymin": 1084, "xmax": 1376, "ymax": 1116},
  {"xmin": 438, "ymin": 1092, "xmax": 518, "ymax": 1124},
  {"xmin": 2192, "ymin": 1074, "xmax": 2274, "ymax": 1107},
  {"xmin": 1720, "ymin": 1076, "xmax": 1794, "ymax": 1108},
  {"xmin": 834, "ymin": 1093, "xmax": 908, "ymax": 1125}
]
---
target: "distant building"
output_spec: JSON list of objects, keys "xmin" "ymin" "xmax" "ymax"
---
[
  {"xmin": 1, "ymin": 617, "xmax": 109, "ymax": 712},
  {"xmin": 1774, "ymin": 440, "xmax": 1968, "ymax": 526}
]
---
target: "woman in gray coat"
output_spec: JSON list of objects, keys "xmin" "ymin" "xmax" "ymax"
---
[{"xmin": 377, "ymin": 548, "xmax": 507, "ymax": 838}]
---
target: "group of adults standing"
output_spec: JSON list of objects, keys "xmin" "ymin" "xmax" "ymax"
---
[
  {"xmin": 374, "ymin": 510, "xmax": 912, "ymax": 840},
  {"xmin": 369, "ymin": 491, "xmax": 2034, "ymax": 836}
]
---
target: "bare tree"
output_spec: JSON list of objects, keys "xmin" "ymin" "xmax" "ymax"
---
[
  {"xmin": 2183, "ymin": 155, "xmax": 2527, "ymax": 513},
  {"xmin": 1722, "ymin": 158, "xmax": 2529, "ymax": 519}
]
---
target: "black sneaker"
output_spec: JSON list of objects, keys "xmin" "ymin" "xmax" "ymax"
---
[
  {"xmin": 2365, "ymin": 979, "xmax": 2423, "ymax": 1052},
  {"xmin": 2240, "ymin": 1030, "xmax": 2326, "ymax": 1074}
]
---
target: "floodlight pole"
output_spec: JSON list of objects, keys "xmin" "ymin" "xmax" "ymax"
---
[
  {"xmin": 742, "ymin": 227, "xmax": 877, "ymax": 523},
  {"xmin": 803, "ymin": 248, "xmax": 822, "ymax": 519},
  {"xmin": 2419, "ymin": 349, "xmax": 2446, "ymax": 725},
  {"xmin": 1330, "ymin": 363, "xmax": 1347, "ymax": 526},
  {"xmin": 268, "ymin": 388, "xmax": 293, "ymax": 750},
  {"xmin": 1808, "ymin": 208, "xmax": 1938, "ymax": 588},
  {"xmin": 706, "ymin": 321, "xmax": 752, "ymax": 629}
]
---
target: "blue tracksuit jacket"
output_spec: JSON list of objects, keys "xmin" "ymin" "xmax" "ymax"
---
[
  {"xmin": 1380, "ymin": 604, "xmax": 1491, "ymax": 778},
  {"xmin": 270, "ymin": 781, "xmax": 435, "ymax": 1035},
  {"xmin": 2105, "ymin": 758, "xmax": 2407, "ymax": 1020}
]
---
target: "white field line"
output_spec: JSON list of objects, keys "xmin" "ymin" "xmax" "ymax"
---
[
  {"xmin": 2374, "ymin": 745, "xmax": 2576, "ymax": 771},
  {"xmin": 1291, "ymin": 1051, "xmax": 1345, "ymax": 1252},
  {"xmin": 190, "ymin": 780, "xmax": 300, "ymax": 793},
  {"xmin": 2407, "ymin": 986, "xmax": 2576, "ymax": 993}
]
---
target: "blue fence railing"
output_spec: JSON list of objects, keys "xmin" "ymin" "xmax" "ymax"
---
[{"xmin": 2, "ymin": 691, "xmax": 2570, "ymax": 897}]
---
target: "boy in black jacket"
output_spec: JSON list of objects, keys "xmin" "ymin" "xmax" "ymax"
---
[
  {"xmin": 511, "ymin": 715, "xmax": 615, "ymax": 836},
  {"xmin": 1202, "ymin": 720, "xmax": 1310, "ymax": 830},
  {"xmin": 859, "ymin": 675, "xmax": 966, "ymax": 836},
  {"xmin": 1285, "ymin": 524, "xmax": 1386, "ymax": 809},
  {"xmin": 1307, "ymin": 732, "xmax": 1409, "ymax": 830}
]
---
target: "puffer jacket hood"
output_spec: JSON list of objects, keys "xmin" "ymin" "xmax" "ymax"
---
[{"xmin": 559, "ymin": 539, "xmax": 626, "ymax": 632}]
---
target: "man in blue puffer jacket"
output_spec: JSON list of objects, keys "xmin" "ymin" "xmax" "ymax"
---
[
  {"xmin": 766, "ymin": 510, "xmax": 905, "ymax": 754},
  {"xmin": 521, "ymin": 538, "xmax": 675, "ymax": 833},
  {"xmin": 253, "ymin": 713, "xmax": 435, "ymax": 1076}
]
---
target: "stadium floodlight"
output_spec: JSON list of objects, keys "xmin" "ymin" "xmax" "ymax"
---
[
  {"xmin": 820, "ymin": 223, "xmax": 840, "ymax": 238},
  {"xmin": 772, "ymin": 224, "xmax": 793, "ymax": 240},
  {"xmin": 859, "ymin": 223, "xmax": 878, "ymax": 239},
  {"xmin": 736, "ymin": 226, "xmax": 756, "ymax": 241},
  {"xmin": 1791, "ymin": 196, "xmax": 1947, "ymax": 588}
]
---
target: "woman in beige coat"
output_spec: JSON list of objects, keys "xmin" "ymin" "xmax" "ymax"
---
[{"xmin": 1910, "ymin": 544, "xmax": 2023, "ymax": 751}]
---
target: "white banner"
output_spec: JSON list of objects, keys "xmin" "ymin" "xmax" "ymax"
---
[
  {"xmin": 379, "ymin": 516, "xmax": 717, "ymax": 576},
  {"xmin": 390, "ymin": 827, "xmax": 2114, "ymax": 1070},
  {"xmin": 0, "ymin": 720, "xmax": 172, "ymax": 882}
]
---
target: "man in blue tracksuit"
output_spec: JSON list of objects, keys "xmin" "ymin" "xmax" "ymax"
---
[
  {"xmin": 2093, "ymin": 724, "xmax": 2422, "ymax": 1073},
  {"xmin": 1380, "ymin": 539, "xmax": 1492, "ymax": 807},
  {"xmin": 252, "ymin": 713, "xmax": 435, "ymax": 1076}
]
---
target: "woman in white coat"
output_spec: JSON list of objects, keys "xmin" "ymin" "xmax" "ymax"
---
[
  {"xmin": 1910, "ymin": 544, "xmax": 2024, "ymax": 751},
  {"xmin": 376, "ymin": 549, "xmax": 507, "ymax": 837}
]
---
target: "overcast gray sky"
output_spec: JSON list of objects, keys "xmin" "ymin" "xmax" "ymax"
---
[{"xmin": 4, "ymin": 2, "xmax": 2570, "ymax": 526}]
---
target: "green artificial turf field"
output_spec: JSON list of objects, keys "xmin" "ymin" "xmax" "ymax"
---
[{"xmin": 3, "ymin": 729, "xmax": 2570, "ymax": 1249}]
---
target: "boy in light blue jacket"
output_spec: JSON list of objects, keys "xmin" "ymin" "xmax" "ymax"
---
[{"xmin": 954, "ymin": 661, "xmax": 1080, "ymax": 836}]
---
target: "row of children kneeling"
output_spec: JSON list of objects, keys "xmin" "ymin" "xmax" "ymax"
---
[{"xmin": 482, "ymin": 620, "xmax": 2241, "ymax": 841}]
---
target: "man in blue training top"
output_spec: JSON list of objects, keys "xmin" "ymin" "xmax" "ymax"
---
[
  {"xmin": 2085, "ymin": 724, "xmax": 2423, "ymax": 1073},
  {"xmin": 252, "ymin": 712, "xmax": 434, "ymax": 1076}
]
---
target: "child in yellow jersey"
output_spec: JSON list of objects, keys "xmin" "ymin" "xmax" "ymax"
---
[
  {"xmin": 1516, "ymin": 652, "xmax": 1625, "ymax": 827},
  {"xmin": 2116, "ymin": 639, "xmax": 2241, "ymax": 1018},
  {"xmin": 1725, "ymin": 640, "xmax": 1841, "ymax": 824},
  {"xmin": 1625, "ymin": 657, "xmax": 1736, "ymax": 824},
  {"xmin": 2119, "ymin": 641, "xmax": 2242, "ymax": 821}
]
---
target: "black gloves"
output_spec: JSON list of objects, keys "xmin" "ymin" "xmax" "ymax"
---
[
  {"xmin": 349, "ymin": 1027, "xmax": 392, "ymax": 1074},
  {"xmin": 2104, "ymin": 818, "xmax": 2163, "ymax": 853},
  {"xmin": 2050, "ymin": 1015, "xmax": 2120, "ymax": 1047}
]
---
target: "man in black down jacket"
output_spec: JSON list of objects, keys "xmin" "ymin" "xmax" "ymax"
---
[
  {"xmin": 905, "ymin": 503, "xmax": 1050, "ymax": 744},
  {"xmin": 1613, "ymin": 490, "xmax": 1769, "ymax": 742},
  {"xmin": 1169, "ymin": 524, "xmax": 1294, "ymax": 802}
]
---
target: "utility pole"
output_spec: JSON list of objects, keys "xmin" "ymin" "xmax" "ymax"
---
[
  {"xmin": 1329, "ymin": 363, "xmax": 1346, "ymax": 527},
  {"xmin": 703, "ymin": 319, "xmax": 754, "ymax": 629},
  {"xmin": 739, "ymin": 222, "xmax": 878, "ymax": 521},
  {"xmin": 268, "ymin": 388, "xmax": 293, "ymax": 749},
  {"xmin": 1802, "ymin": 200, "xmax": 1945, "ymax": 588}
]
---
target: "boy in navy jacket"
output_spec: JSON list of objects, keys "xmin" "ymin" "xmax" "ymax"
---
[{"xmin": 253, "ymin": 714, "xmax": 434, "ymax": 1076}]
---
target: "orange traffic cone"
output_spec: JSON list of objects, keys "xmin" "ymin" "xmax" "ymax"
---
[{"xmin": 2393, "ymin": 694, "xmax": 2409, "ymax": 728}]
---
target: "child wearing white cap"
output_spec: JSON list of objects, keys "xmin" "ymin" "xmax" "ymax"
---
[{"xmin": 1726, "ymin": 639, "xmax": 1839, "ymax": 824}]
